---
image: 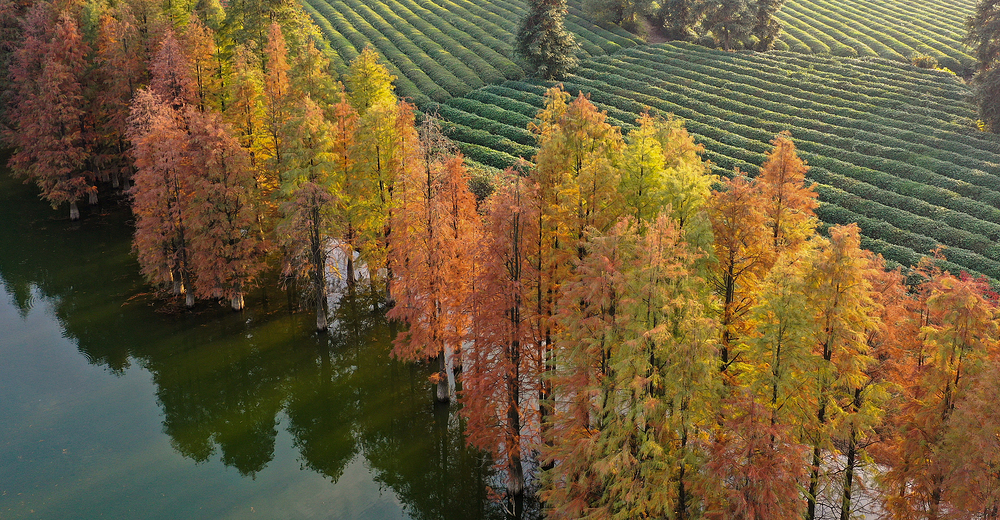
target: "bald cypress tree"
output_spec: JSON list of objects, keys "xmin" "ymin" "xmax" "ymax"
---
[{"xmin": 515, "ymin": 0, "xmax": 578, "ymax": 80}]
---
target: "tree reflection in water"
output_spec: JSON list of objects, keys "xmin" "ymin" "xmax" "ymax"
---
[{"xmin": 0, "ymin": 174, "xmax": 511, "ymax": 519}]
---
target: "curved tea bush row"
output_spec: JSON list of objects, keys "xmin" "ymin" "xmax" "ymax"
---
[
  {"xmin": 586, "ymin": 54, "xmax": 1000, "ymax": 207},
  {"xmin": 777, "ymin": 0, "xmax": 977, "ymax": 73},
  {"xmin": 302, "ymin": 0, "xmax": 641, "ymax": 104},
  {"xmin": 440, "ymin": 43, "xmax": 1000, "ymax": 281}
]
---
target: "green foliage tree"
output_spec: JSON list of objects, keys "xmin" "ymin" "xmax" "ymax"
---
[
  {"xmin": 347, "ymin": 48, "xmax": 403, "ymax": 286},
  {"xmin": 750, "ymin": 0, "xmax": 785, "ymax": 51},
  {"xmin": 276, "ymin": 96, "xmax": 337, "ymax": 331},
  {"xmin": 968, "ymin": 0, "xmax": 1000, "ymax": 131},
  {"xmin": 660, "ymin": 0, "xmax": 703, "ymax": 40},
  {"xmin": 585, "ymin": 0, "xmax": 653, "ymax": 33},
  {"xmin": 515, "ymin": 0, "xmax": 578, "ymax": 80},
  {"xmin": 700, "ymin": 0, "xmax": 753, "ymax": 50}
]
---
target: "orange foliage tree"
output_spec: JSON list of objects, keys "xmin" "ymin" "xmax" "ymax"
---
[
  {"xmin": 387, "ymin": 117, "xmax": 479, "ymax": 402},
  {"xmin": 462, "ymin": 172, "xmax": 541, "ymax": 503},
  {"xmin": 757, "ymin": 131, "xmax": 817, "ymax": 257},
  {"xmin": 707, "ymin": 174, "xmax": 769, "ymax": 370},
  {"xmin": 882, "ymin": 263, "xmax": 999, "ymax": 519}
]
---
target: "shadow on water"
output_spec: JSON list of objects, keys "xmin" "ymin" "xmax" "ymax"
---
[{"xmin": 0, "ymin": 173, "xmax": 514, "ymax": 519}]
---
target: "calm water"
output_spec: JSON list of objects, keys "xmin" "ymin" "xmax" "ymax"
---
[{"xmin": 0, "ymin": 174, "xmax": 503, "ymax": 519}]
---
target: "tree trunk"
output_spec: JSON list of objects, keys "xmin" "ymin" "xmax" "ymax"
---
[
  {"xmin": 507, "ymin": 339, "xmax": 525, "ymax": 498},
  {"xmin": 676, "ymin": 423, "xmax": 689, "ymax": 520},
  {"xmin": 840, "ymin": 426, "xmax": 857, "ymax": 520},
  {"xmin": 807, "ymin": 396, "xmax": 827, "ymax": 520},
  {"xmin": 88, "ymin": 190, "xmax": 98, "ymax": 205},
  {"xmin": 436, "ymin": 353, "xmax": 449, "ymax": 402},
  {"xmin": 185, "ymin": 291, "xmax": 195, "ymax": 308},
  {"xmin": 315, "ymin": 293, "xmax": 328, "ymax": 331},
  {"xmin": 231, "ymin": 293, "xmax": 245, "ymax": 311},
  {"xmin": 445, "ymin": 343, "xmax": 457, "ymax": 402},
  {"xmin": 807, "ymin": 444, "xmax": 821, "ymax": 520},
  {"xmin": 69, "ymin": 201, "xmax": 80, "ymax": 221},
  {"xmin": 346, "ymin": 250, "xmax": 355, "ymax": 288}
]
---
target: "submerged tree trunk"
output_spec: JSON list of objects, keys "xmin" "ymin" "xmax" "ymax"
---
[
  {"xmin": 436, "ymin": 353, "xmax": 450, "ymax": 402},
  {"xmin": 315, "ymin": 292, "xmax": 328, "ymax": 331},
  {"xmin": 69, "ymin": 201, "xmax": 80, "ymax": 221},
  {"xmin": 445, "ymin": 344, "xmax": 457, "ymax": 402},
  {"xmin": 346, "ymin": 249, "xmax": 355, "ymax": 288}
]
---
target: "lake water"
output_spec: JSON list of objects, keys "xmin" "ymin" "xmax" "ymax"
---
[{"xmin": 0, "ymin": 175, "xmax": 503, "ymax": 519}]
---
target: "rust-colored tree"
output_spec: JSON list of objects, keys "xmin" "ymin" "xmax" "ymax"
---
[
  {"xmin": 127, "ymin": 88, "xmax": 196, "ymax": 305},
  {"xmin": 462, "ymin": 172, "xmax": 541, "ymax": 507},
  {"xmin": 388, "ymin": 117, "xmax": 479, "ymax": 402},
  {"xmin": 9, "ymin": 8, "xmax": 93, "ymax": 220},
  {"xmin": 149, "ymin": 30, "xmax": 196, "ymax": 110},
  {"xmin": 184, "ymin": 108, "xmax": 266, "ymax": 310},
  {"xmin": 704, "ymin": 389, "xmax": 807, "ymax": 520},
  {"xmin": 882, "ymin": 263, "xmax": 999, "ymax": 520},
  {"xmin": 261, "ymin": 22, "xmax": 293, "ymax": 194},
  {"xmin": 757, "ymin": 131, "xmax": 817, "ymax": 259}
]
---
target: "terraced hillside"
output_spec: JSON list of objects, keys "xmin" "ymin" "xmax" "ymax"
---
[
  {"xmin": 437, "ymin": 42, "xmax": 1000, "ymax": 282},
  {"xmin": 776, "ymin": 0, "xmax": 977, "ymax": 73},
  {"xmin": 301, "ymin": 0, "xmax": 641, "ymax": 105}
]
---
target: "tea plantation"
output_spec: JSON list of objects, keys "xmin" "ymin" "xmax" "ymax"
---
[{"xmin": 302, "ymin": 0, "xmax": 1000, "ymax": 282}]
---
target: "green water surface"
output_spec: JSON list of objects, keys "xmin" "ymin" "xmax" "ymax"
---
[{"xmin": 0, "ymin": 175, "xmax": 501, "ymax": 519}]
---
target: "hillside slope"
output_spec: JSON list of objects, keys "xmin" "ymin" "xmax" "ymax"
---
[
  {"xmin": 777, "ymin": 0, "xmax": 977, "ymax": 73},
  {"xmin": 301, "ymin": 0, "xmax": 641, "ymax": 104}
]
